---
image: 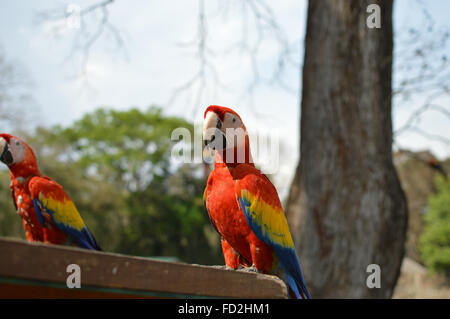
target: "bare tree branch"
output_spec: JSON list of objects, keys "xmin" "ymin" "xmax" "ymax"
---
[
  {"xmin": 395, "ymin": 91, "xmax": 450, "ymax": 134},
  {"xmin": 168, "ymin": 0, "xmax": 299, "ymax": 118},
  {"xmin": 393, "ymin": 1, "xmax": 450, "ymax": 151},
  {"xmin": 35, "ymin": 0, "xmax": 127, "ymax": 84},
  {"xmin": 409, "ymin": 127, "xmax": 450, "ymax": 146}
]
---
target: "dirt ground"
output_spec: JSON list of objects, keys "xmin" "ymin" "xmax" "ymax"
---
[{"xmin": 393, "ymin": 258, "xmax": 450, "ymax": 299}]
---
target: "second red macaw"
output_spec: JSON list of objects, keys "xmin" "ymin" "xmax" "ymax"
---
[
  {"xmin": 202, "ymin": 105, "xmax": 311, "ymax": 299},
  {"xmin": 0, "ymin": 133, "xmax": 101, "ymax": 250}
]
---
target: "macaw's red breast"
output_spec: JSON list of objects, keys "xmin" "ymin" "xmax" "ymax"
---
[{"xmin": 11, "ymin": 181, "xmax": 44, "ymax": 242}]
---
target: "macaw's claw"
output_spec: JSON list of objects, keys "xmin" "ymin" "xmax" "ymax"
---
[{"xmin": 238, "ymin": 265, "xmax": 259, "ymax": 273}]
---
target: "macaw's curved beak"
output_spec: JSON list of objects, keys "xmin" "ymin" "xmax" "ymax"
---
[
  {"xmin": 0, "ymin": 137, "xmax": 13, "ymax": 165},
  {"xmin": 203, "ymin": 111, "xmax": 227, "ymax": 150}
]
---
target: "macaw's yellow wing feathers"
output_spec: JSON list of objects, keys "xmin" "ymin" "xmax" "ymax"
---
[{"xmin": 238, "ymin": 189, "xmax": 294, "ymax": 248}]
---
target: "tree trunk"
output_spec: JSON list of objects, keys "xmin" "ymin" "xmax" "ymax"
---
[{"xmin": 286, "ymin": 0, "xmax": 407, "ymax": 298}]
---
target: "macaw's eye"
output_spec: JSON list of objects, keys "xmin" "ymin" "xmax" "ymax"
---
[
  {"xmin": 15, "ymin": 141, "xmax": 20, "ymax": 146},
  {"xmin": 232, "ymin": 117, "xmax": 236, "ymax": 123}
]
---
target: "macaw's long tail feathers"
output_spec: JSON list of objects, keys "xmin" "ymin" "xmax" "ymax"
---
[
  {"xmin": 273, "ymin": 246, "xmax": 311, "ymax": 299},
  {"xmin": 277, "ymin": 247, "xmax": 311, "ymax": 299},
  {"xmin": 286, "ymin": 273, "xmax": 301, "ymax": 299},
  {"xmin": 292, "ymin": 256, "xmax": 311, "ymax": 299},
  {"xmin": 91, "ymin": 237, "xmax": 103, "ymax": 251},
  {"xmin": 80, "ymin": 227, "xmax": 102, "ymax": 251},
  {"xmin": 297, "ymin": 273, "xmax": 311, "ymax": 299},
  {"xmin": 285, "ymin": 271, "xmax": 311, "ymax": 299},
  {"xmin": 286, "ymin": 275, "xmax": 304, "ymax": 299}
]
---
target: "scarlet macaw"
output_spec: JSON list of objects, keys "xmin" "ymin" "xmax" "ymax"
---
[
  {"xmin": 0, "ymin": 133, "xmax": 101, "ymax": 250},
  {"xmin": 202, "ymin": 105, "xmax": 310, "ymax": 299}
]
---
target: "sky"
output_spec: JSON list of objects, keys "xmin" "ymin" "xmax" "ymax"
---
[{"xmin": 0, "ymin": 0, "xmax": 449, "ymax": 199}]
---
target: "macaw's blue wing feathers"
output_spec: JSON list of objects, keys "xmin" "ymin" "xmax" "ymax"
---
[{"xmin": 32, "ymin": 198, "xmax": 46, "ymax": 228}]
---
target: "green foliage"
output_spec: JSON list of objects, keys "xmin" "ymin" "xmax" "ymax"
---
[
  {"xmin": 0, "ymin": 107, "xmax": 222, "ymax": 264},
  {"xmin": 38, "ymin": 107, "xmax": 192, "ymax": 191},
  {"xmin": 419, "ymin": 177, "xmax": 450, "ymax": 276}
]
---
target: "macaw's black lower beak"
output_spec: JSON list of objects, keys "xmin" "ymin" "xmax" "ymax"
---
[
  {"xmin": 204, "ymin": 134, "xmax": 216, "ymax": 148},
  {"xmin": 203, "ymin": 132, "xmax": 227, "ymax": 150},
  {"xmin": 0, "ymin": 143, "xmax": 13, "ymax": 165}
]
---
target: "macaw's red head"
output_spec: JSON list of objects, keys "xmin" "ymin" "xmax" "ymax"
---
[
  {"xmin": 203, "ymin": 105, "xmax": 252, "ymax": 166},
  {"xmin": 0, "ymin": 133, "xmax": 39, "ymax": 177}
]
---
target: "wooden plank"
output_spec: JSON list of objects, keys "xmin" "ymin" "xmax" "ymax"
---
[{"xmin": 0, "ymin": 237, "xmax": 288, "ymax": 298}]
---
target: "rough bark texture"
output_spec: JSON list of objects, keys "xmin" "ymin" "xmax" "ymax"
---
[{"xmin": 286, "ymin": 0, "xmax": 408, "ymax": 298}]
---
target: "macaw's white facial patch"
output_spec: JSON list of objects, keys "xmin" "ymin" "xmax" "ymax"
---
[
  {"xmin": 223, "ymin": 112, "xmax": 242, "ymax": 130},
  {"xmin": 0, "ymin": 138, "xmax": 6, "ymax": 156},
  {"xmin": 8, "ymin": 137, "xmax": 26, "ymax": 164},
  {"xmin": 223, "ymin": 113, "xmax": 247, "ymax": 151}
]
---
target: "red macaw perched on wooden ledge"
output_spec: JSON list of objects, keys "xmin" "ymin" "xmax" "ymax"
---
[
  {"xmin": 0, "ymin": 133, "xmax": 101, "ymax": 250},
  {"xmin": 202, "ymin": 105, "xmax": 311, "ymax": 299}
]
